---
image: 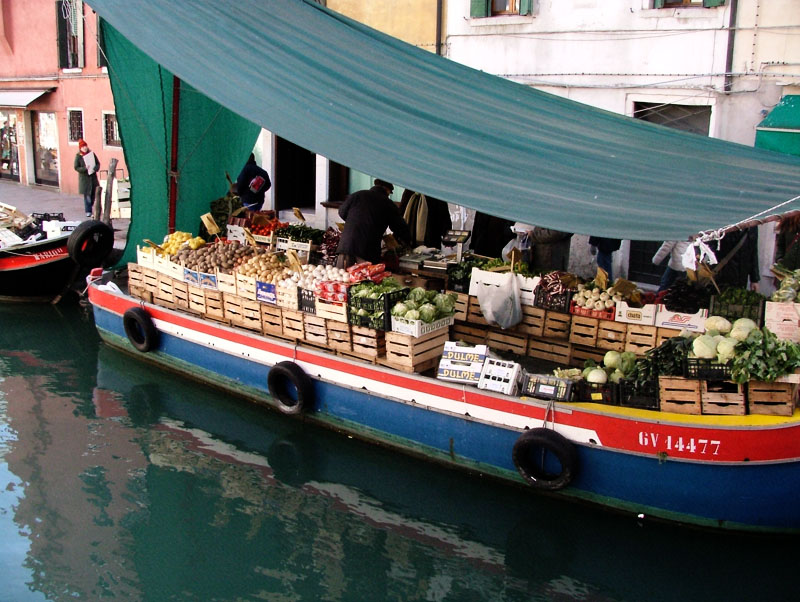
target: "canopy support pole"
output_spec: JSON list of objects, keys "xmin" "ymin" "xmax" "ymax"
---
[{"xmin": 168, "ymin": 75, "xmax": 181, "ymax": 233}]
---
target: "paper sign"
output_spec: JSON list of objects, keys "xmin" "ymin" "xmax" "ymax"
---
[{"xmin": 201, "ymin": 213, "xmax": 220, "ymax": 236}]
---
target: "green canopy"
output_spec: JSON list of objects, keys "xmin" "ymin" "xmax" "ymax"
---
[
  {"xmin": 90, "ymin": 0, "xmax": 800, "ymax": 258},
  {"xmin": 756, "ymin": 95, "xmax": 800, "ymax": 157}
]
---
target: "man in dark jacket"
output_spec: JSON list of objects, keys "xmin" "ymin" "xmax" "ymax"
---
[
  {"xmin": 236, "ymin": 153, "xmax": 272, "ymax": 211},
  {"xmin": 336, "ymin": 179, "xmax": 411, "ymax": 268},
  {"xmin": 399, "ymin": 189, "xmax": 452, "ymax": 249},
  {"xmin": 713, "ymin": 227, "xmax": 760, "ymax": 291}
]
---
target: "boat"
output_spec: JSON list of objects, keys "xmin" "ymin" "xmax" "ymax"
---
[
  {"xmin": 0, "ymin": 204, "xmax": 115, "ymax": 302},
  {"xmin": 85, "ymin": 1, "xmax": 800, "ymax": 533}
]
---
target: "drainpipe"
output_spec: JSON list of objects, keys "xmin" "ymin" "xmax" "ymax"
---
[
  {"xmin": 724, "ymin": 0, "xmax": 739, "ymax": 93},
  {"xmin": 168, "ymin": 75, "xmax": 180, "ymax": 234},
  {"xmin": 436, "ymin": 0, "xmax": 443, "ymax": 56}
]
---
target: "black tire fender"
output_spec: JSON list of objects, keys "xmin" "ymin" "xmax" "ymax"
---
[
  {"xmin": 512, "ymin": 427, "xmax": 578, "ymax": 491},
  {"xmin": 68, "ymin": 220, "xmax": 114, "ymax": 268},
  {"xmin": 267, "ymin": 361, "xmax": 313, "ymax": 415},
  {"xmin": 123, "ymin": 307, "xmax": 160, "ymax": 353}
]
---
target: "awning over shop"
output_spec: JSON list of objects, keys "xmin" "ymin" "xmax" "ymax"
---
[
  {"xmin": 0, "ymin": 89, "xmax": 51, "ymax": 109},
  {"xmin": 88, "ymin": 0, "xmax": 800, "ymax": 245},
  {"xmin": 756, "ymin": 95, "xmax": 800, "ymax": 157}
]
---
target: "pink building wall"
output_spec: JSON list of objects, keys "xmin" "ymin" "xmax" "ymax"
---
[{"xmin": 0, "ymin": 0, "xmax": 126, "ymax": 195}]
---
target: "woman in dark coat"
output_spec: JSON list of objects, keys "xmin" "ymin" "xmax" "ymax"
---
[{"xmin": 775, "ymin": 215, "xmax": 800, "ymax": 271}]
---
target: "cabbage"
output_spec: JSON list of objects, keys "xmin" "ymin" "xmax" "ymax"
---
[
  {"xmin": 404, "ymin": 309, "xmax": 420, "ymax": 321},
  {"xmin": 586, "ymin": 368, "xmax": 608, "ymax": 384},
  {"xmin": 408, "ymin": 287, "xmax": 428, "ymax": 303},
  {"xmin": 419, "ymin": 303, "xmax": 437, "ymax": 323},
  {"xmin": 619, "ymin": 351, "xmax": 637, "ymax": 376},
  {"xmin": 716, "ymin": 337, "xmax": 738, "ymax": 364},
  {"xmin": 391, "ymin": 302, "xmax": 409, "ymax": 317},
  {"xmin": 425, "ymin": 289, "xmax": 438, "ymax": 302},
  {"xmin": 609, "ymin": 369, "xmax": 624, "ymax": 384},
  {"xmin": 704, "ymin": 315, "xmax": 732, "ymax": 334},
  {"xmin": 433, "ymin": 293, "xmax": 456, "ymax": 315},
  {"xmin": 603, "ymin": 351, "xmax": 621, "ymax": 369},
  {"xmin": 403, "ymin": 299, "xmax": 419, "ymax": 311},
  {"xmin": 730, "ymin": 318, "xmax": 757, "ymax": 341},
  {"xmin": 692, "ymin": 334, "xmax": 718, "ymax": 359}
]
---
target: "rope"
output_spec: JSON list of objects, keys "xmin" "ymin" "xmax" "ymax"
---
[
  {"xmin": 696, "ymin": 194, "xmax": 800, "ymax": 245},
  {"xmin": 542, "ymin": 398, "xmax": 556, "ymax": 430}
]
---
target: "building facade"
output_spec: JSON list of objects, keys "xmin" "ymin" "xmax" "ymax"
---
[{"xmin": 0, "ymin": 0, "xmax": 126, "ymax": 196}]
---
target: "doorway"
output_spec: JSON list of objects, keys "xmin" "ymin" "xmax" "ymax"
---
[
  {"xmin": 0, "ymin": 111, "xmax": 20, "ymax": 181},
  {"xmin": 274, "ymin": 137, "xmax": 315, "ymax": 212},
  {"xmin": 31, "ymin": 111, "xmax": 59, "ymax": 186}
]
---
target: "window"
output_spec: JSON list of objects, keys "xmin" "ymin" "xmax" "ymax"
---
[
  {"xmin": 67, "ymin": 109, "xmax": 83, "ymax": 142},
  {"xmin": 97, "ymin": 15, "xmax": 108, "ymax": 68},
  {"xmin": 654, "ymin": 0, "xmax": 726, "ymax": 7},
  {"xmin": 470, "ymin": 0, "xmax": 532, "ymax": 18},
  {"xmin": 56, "ymin": 0, "xmax": 84, "ymax": 69},
  {"xmin": 103, "ymin": 113, "xmax": 121, "ymax": 147}
]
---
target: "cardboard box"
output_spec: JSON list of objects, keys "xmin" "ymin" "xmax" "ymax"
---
[
  {"xmin": 654, "ymin": 305, "xmax": 707, "ymax": 332},
  {"xmin": 764, "ymin": 301, "xmax": 800, "ymax": 343},
  {"xmin": 468, "ymin": 268, "xmax": 539, "ymax": 306},
  {"xmin": 436, "ymin": 341, "xmax": 488, "ymax": 384},
  {"xmin": 614, "ymin": 301, "xmax": 657, "ymax": 326}
]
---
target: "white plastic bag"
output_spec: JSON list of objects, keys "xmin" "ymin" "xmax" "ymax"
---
[{"xmin": 475, "ymin": 272, "xmax": 522, "ymax": 329}]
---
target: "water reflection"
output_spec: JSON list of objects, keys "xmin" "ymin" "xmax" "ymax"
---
[{"xmin": 0, "ymin": 303, "xmax": 798, "ymax": 601}]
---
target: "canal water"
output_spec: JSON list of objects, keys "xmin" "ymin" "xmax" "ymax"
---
[{"xmin": 0, "ymin": 301, "xmax": 796, "ymax": 601}]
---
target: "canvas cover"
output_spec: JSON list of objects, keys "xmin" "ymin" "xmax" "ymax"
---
[{"xmin": 90, "ymin": 0, "xmax": 800, "ymax": 264}]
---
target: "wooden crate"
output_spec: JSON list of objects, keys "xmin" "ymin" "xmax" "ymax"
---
[
  {"xmin": 487, "ymin": 330, "xmax": 528, "ymax": 355},
  {"xmin": 276, "ymin": 286, "xmax": 298, "ymax": 311},
  {"xmin": 303, "ymin": 314, "xmax": 328, "ymax": 346},
  {"xmin": 658, "ymin": 376, "xmax": 701, "ymax": 414},
  {"xmin": 203, "ymin": 289, "xmax": 225, "ymax": 322},
  {"xmin": 128, "ymin": 262, "xmax": 144, "ymax": 287},
  {"xmin": 527, "ymin": 336, "xmax": 571, "ymax": 364},
  {"xmin": 569, "ymin": 315, "xmax": 599, "ymax": 347},
  {"xmin": 326, "ymin": 320, "xmax": 352, "ymax": 352},
  {"xmin": 315, "ymin": 298, "xmax": 348, "ymax": 323},
  {"xmin": 701, "ymin": 381, "xmax": 746, "ymax": 416},
  {"xmin": 656, "ymin": 327, "xmax": 680, "ymax": 347},
  {"xmin": 447, "ymin": 290, "xmax": 469, "ymax": 322},
  {"xmin": 747, "ymin": 381, "xmax": 798, "ymax": 416},
  {"xmin": 188, "ymin": 284, "xmax": 206, "ymax": 314},
  {"xmin": 173, "ymin": 279, "xmax": 189, "ymax": 311},
  {"xmin": 260, "ymin": 304, "xmax": 283, "ymax": 337},
  {"xmin": 543, "ymin": 311, "xmax": 570, "ymax": 340},
  {"xmin": 569, "ymin": 344, "xmax": 606, "ymax": 369},
  {"xmin": 235, "ymin": 273, "xmax": 257, "ymax": 300},
  {"xmin": 596, "ymin": 320, "xmax": 627, "ymax": 352},
  {"xmin": 452, "ymin": 323, "xmax": 488, "ymax": 346},
  {"xmin": 351, "ymin": 325, "xmax": 385, "ymax": 358},
  {"xmin": 216, "ymin": 271, "xmax": 237, "ymax": 294},
  {"xmin": 153, "ymin": 273, "xmax": 175, "ymax": 307},
  {"xmin": 625, "ymin": 324, "xmax": 658, "ymax": 356},
  {"xmin": 129, "ymin": 284, "xmax": 153, "ymax": 303},
  {"xmin": 141, "ymin": 266, "xmax": 159, "ymax": 293},
  {"xmin": 223, "ymin": 293, "xmax": 262, "ymax": 332},
  {"xmin": 513, "ymin": 305, "xmax": 545, "ymax": 337},
  {"xmin": 467, "ymin": 296, "xmax": 489, "ymax": 326},
  {"xmin": 383, "ymin": 329, "xmax": 448, "ymax": 373},
  {"xmin": 282, "ymin": 310, "xmax": 305, "ymax": 340}
]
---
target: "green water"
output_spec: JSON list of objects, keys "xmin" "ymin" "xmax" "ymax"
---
[{"xmin": 0, "ymin": 302, "xmax": 797, "ymax": 601}]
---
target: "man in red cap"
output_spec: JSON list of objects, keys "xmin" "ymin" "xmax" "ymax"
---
[{"xmin": 74, "ymin": 139, "xmax": 100, "ymax": 217}]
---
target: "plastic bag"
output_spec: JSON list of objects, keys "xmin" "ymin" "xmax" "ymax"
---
[
  {"xmin": 475, "ymin": 272, "xmax": 522, "ymax": 329},
  {"xmin": 502, "ymin": 232, "xmax": 531, "ymax": 262}
]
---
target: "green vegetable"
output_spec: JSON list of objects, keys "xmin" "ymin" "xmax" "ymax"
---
[
  {"xmin": 716, "ymin": 337, "xmax": 738, "ymax": 365},
  {"xmin": 619, "ymin": 351, "xmax": 637, "ymax": 376},
  {"xmin": 408, "ymin": 287, "xmax": 428, "ymax": 303},
  {"xmin": 730, "ymin": 318, "xmax": 757, "ymax": 341},
  {"xmin": 419, "ymin": 303, "xmax": 438, "ymax": 323},
  {"xmin": 704, "ymin": 315, "xmax": 732, "ymax": 334},
  {"xmin": 404, "ymin": 309, "xmax": 420, "ymax": 321},
  {"xmin": 586, "ymin": 368, "xmax": 608, "ymax": 384},
  {"xmin": 730, "ymin": 327, "xmax": 800, "ymax": 384},
  {"xmin": 692, "ymin": 334, "xmax": 718, "ymax": 359},
  {"xmin": 603, "ymin": 351, "xmax": 621, "ymax": 370},
  {"xmin": 391, "ymin": 302, "xmax": 409, "ymax": 317}
]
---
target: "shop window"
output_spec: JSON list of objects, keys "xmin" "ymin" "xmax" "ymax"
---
[
  {"xmin": 653, "ymin": 0, "xmax": 725, "ymax": 7},
  {"xmin": 103, "ymin": 113, "xmax": 121, "ymax": 147},
  {"xmin": 56, "ymin": 0, "xmax": 84, "ymax": 69},
  {"xmin": 470, "ymin": 0, "xmax": 532, "ymax": 18},
  {"xmin": 67, "ymin": 109, "xmax": 84, "ymax": 143}
]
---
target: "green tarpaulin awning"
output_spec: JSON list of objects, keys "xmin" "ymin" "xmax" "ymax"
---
[
  {"xmin": 88, "ymin": 0, "xmax": 800, "ymax": 253},
  {"xmin": 756, "ymin": 95, "xmax": 800, "ymax": 157}
]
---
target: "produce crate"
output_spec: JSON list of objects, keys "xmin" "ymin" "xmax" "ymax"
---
[
  {"xmin": 203, "ymin": 289, "xmax": 226, "ymax": 322},
  {"xmin": 569, "ymin": 299, "xmax": 615, "ymax": 321},
  {"xmin": 477, "ymin": 358, "xmax": 522, "ymax": 395},
  {"xmin": 391, "ymin": 315, "xmax": 454, "ymax": 338},
  {"xmin": 315, "ymin": 298, "xmax": 348, "ymax": 323},
  {"xmin": 350, "ymin": 326, "xmax": 386, "ymax": 358},
  {"xmin": 141, "ymin": 266, "xmax": 159, "ymax": 294},
  {"xmin": 701, "ymin": 381, "xmax": 746, "ymax": 416},
  {"xmin": 658, "ymin": 376, "xmax": 701, "ymax": 414},
  {"xmin": 527, "ymin": 337, "xmax": 571, "ymax": 364},
  {"xmin": 348, "ymin": 287, "xmax": 408, "ymax": 314},
  {"xmin": 614, "ymin": 301, "xmax": 657, "ymax": 326},
  {"xmin": 382, "ymin": 328, "xmax": 448, "ymax": 373},
  {"xmin": 235, "ymin": 273, "xmax": 257, "ymax": 301},
  {"xmin": 709, "ymin": 296, "xmax": 765, "ymax": 326},
  {"xmin": 437, "ymin": 342, "xmax": 489, "ymax": 385},
  {"xmin": 216, "ymin": 270, "xmax": 237, "ymax": 294},
  {"xmin": 577, "ymin": 381, "xmax": 618, "ymax": 405},
  {"xmin": 298, "ymin": 287, "xmax": 316, "ymax": 314},
  {"xmin": 543, "ymin": 311, "xmax": 571, "ymax": 340},
  {"xmin": 518, "ymin": 275, "xmax": 540, "ymax": 307},
  {"xmin": 348, "ymin": 307, "xmax": 388, "ymax": 331},
  {"xmin": 513, "ymin": 305, "xmax": 546, "ymax": 337},
  {"xmin": 683, "ymin": 358, "xmax": 732, "ymax": 380},
  {"xmin": 303, "ymin": 314, "xmax": 328, "ymax": 347},
  {"xmin": 446, "ymin": 290, "xmax": 469, "ymax": 322},
  {"xmin": 624, "ymin": 324, "xmax": 658, "ymax": 356},
  {"xmin": 764, "ymin": 302, "xmax": 800, "ymax": 343},
  {"xmin": 569, "ymin": 344, "xmax": 606, "ymax": 369},
  {"xmin": 533, "ymin": 288, "xmax": 572, "ymax": 313},
  {"xmin": 618, "ymin": 379, "xmax": 659, "ymax": 410},
  {"xmin": 326, "ymin": 320, "xmax": 352, "ymax": 352},
  {"xmin": 747, "ymin": 381, "xmax": 798, "ymax": 416},
  {"xmin": 655, "ymin": 305, "xmax": 708, "ymax": 333},
  {"xmin": 467, "ymin": 296, "xmax": 490, "ymax": 326},
  {"xmin": 569, "ymin": 315, "xmax": 599, "ymax": 347},
  {"xmin": 451, "ymin": 323, "xmax": 488, "ymax": 346},
  {"xmin": 282, "ymin": 310, "xmax": 305, "ymax": 340},
  {"xmin": 656, "ymin": 326, "xmax": 680, "ymax": 347},
  {"xmin": 136, "ymin": 245, "xmax": 156, "ymax": 268},
  {"xmin": 486, "ymin": 330, "xmax": 528, "ymax": 355},
  {"xmin": 521, "ymin": 374, "xmax": 576, "ymax": 401},
  {"xmin": 276, "ymin": 285, "xmax": 298, "ymax": 311},
  {"xmin": 597, "ymin": 320, "xmax": 627, "ymax": 351},
  {"xmin": 172, "ymin": 279, "xmax": 189, "ymax": 311},
  {"xmin": 188, "ymin": 284, "xmax": 206, "ymax": 314},
  {"xmin": 153, "ymin": 273, "xmax": 176, "ymax": 308},
  {"xmin": 238, "ymin": 295, "xmax": 264, "ymax": 331},
  {"xmin": 198, "ymin": 270, "xmax": 218, "ymax": 290},
  {"xmin": 261, "ymin": 304, "xmax": 283, "ymax": 337}
]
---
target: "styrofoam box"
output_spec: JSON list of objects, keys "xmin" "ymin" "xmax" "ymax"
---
[
  {"xmin": 44, "ymin": 220, "xmax": 81, "ymax": 239},
  {"xmin": 391, "ymin": 315, "xmax": 454, "ymax": 338},
  {"xmin": 436, "ymin": 357, "xmax": 484, "ymax": 384},
  {"xmin": 478, "ymin": 358, "xmax": 521, "ymax": 395},
  {"xmin": 468, "ymin": 268, "xmax": 539, "ymax": 306},
  {"xmin": 441, "ymin": 341, "xmax": 489, "ymax": 363},
  {"xmin": 615, "ymin": 301, "xmax": 657, "ymax": 326},
  {"xmin": 137, "ymin": 245, "xmax": 156, "ymax": 267},
  {"xmin": 765, "ymin": 301, "xmax": 800, "ymax": 343},
  {"xmin": 654, "ymin": 305, "xmax": 707, "ymax": 332}
]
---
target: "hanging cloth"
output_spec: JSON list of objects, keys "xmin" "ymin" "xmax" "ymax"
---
[{"xmin": 403, "ymin": 192, "xmax": 429, "ymax": 246}]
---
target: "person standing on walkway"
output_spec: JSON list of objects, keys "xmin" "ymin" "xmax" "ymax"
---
[
  {"xmin": 589, "ymin": 236, "xmax": 621, "ymax": 281},
  {"xmin": 236, "ymin": 153, "xmax": 272, "ymax": 212},
  {"xmin": 74, "ymin": 139, "xmax": 100, "ymax": 217}
]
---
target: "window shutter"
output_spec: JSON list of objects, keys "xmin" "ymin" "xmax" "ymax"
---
[
  {"xmin": 97, "ymin": 17, "xmax": 108, "ymax": 67},
  {"xmin": 470, "ymin": 0, "xmax": 489, "ymax": 18},
  {"xmin": 56, "ymin": 1, "xmax": 68, "ymax": 68},
  {"xmin": 652, "ymin": 0, "xmax": 665, "ymax": 8},
  {"xmin": 519, "ymin": 0, "xmax": 532, "ymax": 16},
  {"xmin": 702, "ymin": 0, "xmax": 726, "ymax": 7}
]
